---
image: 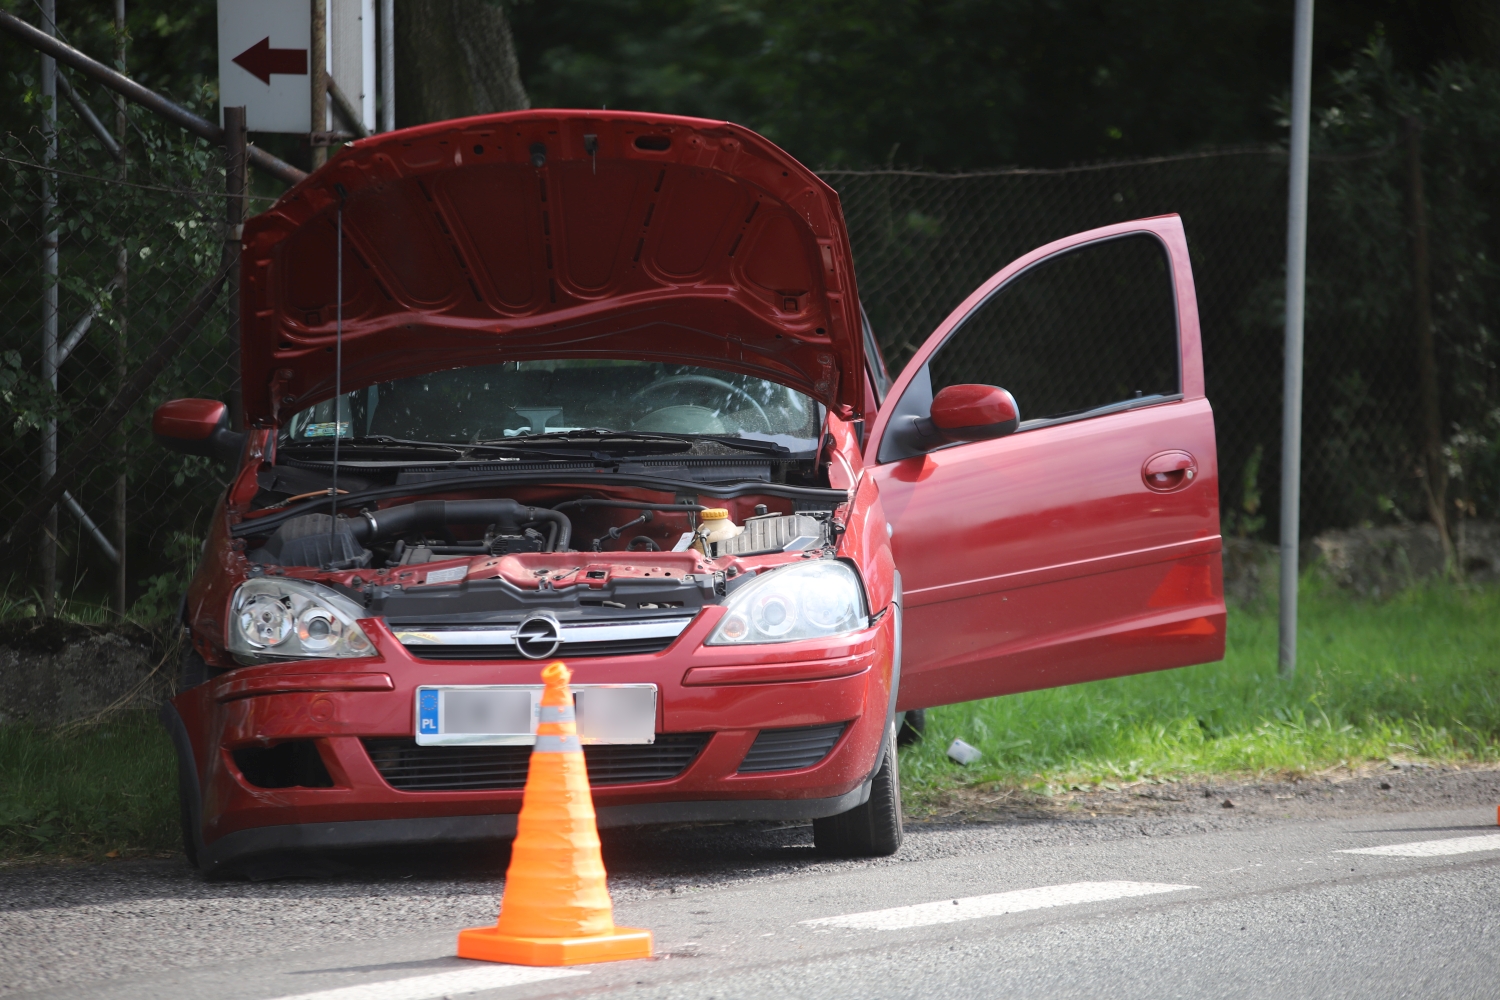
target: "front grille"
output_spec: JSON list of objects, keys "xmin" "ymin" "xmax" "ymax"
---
[
  {"xmin": 394, "ymin": 616, "xmax": 692, "ymax": 661},
  {"xmin": 402, "ymin": 636, "xmax": 675, "ymax": 660},
  {"xmin": 363, "ymin": 733, "xmax": 711, "ymax": 791},
  {"xmin": 737, "ymin": 722, "xmax": 848, "ymax": 773}
]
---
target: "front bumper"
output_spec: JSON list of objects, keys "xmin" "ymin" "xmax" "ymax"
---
[{"xmin": 172, "ymin": 607, "xmax": 896, "ymax": 873}]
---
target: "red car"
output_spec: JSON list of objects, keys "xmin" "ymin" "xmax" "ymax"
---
[{"xmin": 155, "ymin": 110, "xmax": 1225, "ymax": 876}]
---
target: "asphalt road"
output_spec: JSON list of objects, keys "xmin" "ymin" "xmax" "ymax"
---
[{"xmin": 5, "ymin": 767, "xmax": 1500, "ymax": 1000}]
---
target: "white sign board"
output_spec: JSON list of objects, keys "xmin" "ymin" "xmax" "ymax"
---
[
  {"xmin": 328, "ymin": 0, "xmax": 376, "ymax": 132},
  {"xmin": 219, "ymin": 0, "xmax": 375, "ymax": 134},
  {"xmin": 218, "ymin": 0, "xmax": 311, "ymax": 133}
]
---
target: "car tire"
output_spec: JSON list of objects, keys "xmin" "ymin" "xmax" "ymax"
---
[
  {"xmin": 897, "ymin": 708, "xmax": 926, "ymax": 746},
  {"xmin": 813, "ymin": 735, "xmax": 903, "ymax": 857},
  {"xmin": 175, "ymin": 762, "xmax": 200, "ymax": 868}
]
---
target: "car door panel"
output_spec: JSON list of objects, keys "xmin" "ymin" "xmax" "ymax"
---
[
  {"xmin": 867, "ymin": 215, "xmax": 1225, "ymax": 711},
  {"xmin": 885, "ymin": 398, "xmax": 1221, "ymax": 709}
]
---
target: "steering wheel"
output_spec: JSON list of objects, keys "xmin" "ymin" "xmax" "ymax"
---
[{"xmin": 630, "ymin": 375, "xmax": 770, "ymax": 430}]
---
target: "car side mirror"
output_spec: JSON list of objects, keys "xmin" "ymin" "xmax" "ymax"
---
[
  {"xmin": 899, "ymin": 384, "xmax": 1020, "ymax": 453},
  {"xmin": 152, "ymin": 398, "xmax": 246, "ymax": 463}
]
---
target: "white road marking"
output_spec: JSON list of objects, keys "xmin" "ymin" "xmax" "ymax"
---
[
  {"xmin": 1338, "ymin": 833, "xmax": 1500, "ymax": 858},
  {"xmin": 270, "ymin": 965, "xmax": 587, "ymax": 1000},
  {"xmin": 799, "ymin": 881, "xmax": 1197, "ymax": 931}
]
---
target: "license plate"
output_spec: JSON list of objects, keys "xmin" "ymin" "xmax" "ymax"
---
[{"xmin": 414, "ymin": 684, "xmax": 657, "ymax": 746}]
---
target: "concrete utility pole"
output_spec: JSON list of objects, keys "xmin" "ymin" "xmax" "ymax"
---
[
  {"xmin": 1279, "ymin": 0, "xmax": 1315, "ymax": 678},
  {"xmin": 40, "ymin": 0, "xmax": 59, "ymax": 616}
]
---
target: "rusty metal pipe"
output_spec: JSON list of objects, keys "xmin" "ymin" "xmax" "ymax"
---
[{"xmin": 0, "ymin": 11, "xmax": 307, "ymax": 186}]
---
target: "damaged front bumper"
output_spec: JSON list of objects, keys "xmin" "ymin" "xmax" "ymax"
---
[{"xmin": 165, "ymin": 608, "xmax": 897, "ymax": 875}]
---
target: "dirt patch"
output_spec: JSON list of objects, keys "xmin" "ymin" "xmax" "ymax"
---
[
  {"xmin": 0, "ymin": 621, "xmax": 177, "ymax": 726},
  {"xmin": 1220, "ymin": 521, "xmax": 1500, "ymax": 605},
  {"xmin": 910, "ymin": 761, "xmax": 1500, "ymax": 827}
]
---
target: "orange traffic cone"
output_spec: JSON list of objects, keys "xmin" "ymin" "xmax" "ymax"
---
[{"xmin": 457, "ymin": 661, "xmax": 653, "ymax": 966}]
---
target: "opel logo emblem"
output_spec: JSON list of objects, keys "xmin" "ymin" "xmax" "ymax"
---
[{"xmin": 514, "ymin": 613, "xmax": 562, "ymax": 659}]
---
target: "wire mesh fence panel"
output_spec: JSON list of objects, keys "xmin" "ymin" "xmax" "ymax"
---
[
  {"xmin": 824, "ymin": 144, "xmax": 1490, "ymax": 547},
  {"xmin": 1, "ymin": 104, "xmax": 241, "ymax": 614}
]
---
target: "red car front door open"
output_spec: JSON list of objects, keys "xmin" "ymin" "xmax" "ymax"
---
[{"xmin": 867, "ymin": 215, "xmax": 1225, "ymax": 712}]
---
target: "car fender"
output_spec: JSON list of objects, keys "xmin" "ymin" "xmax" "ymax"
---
[{"xmin": 864, "ymin": 569, "xmax": 902, "ymax": 785}]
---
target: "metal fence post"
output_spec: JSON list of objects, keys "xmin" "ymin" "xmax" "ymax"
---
[
  {"xmin": 311, "ymin": 0, "xmax": 328, "ymax": 168},
  {"xmin": 225, "ymin": 106, "xmax": 247, "ymax": 432},
  {"xmin": 40, "ymin": 0, "xmax": 59, "ymax": 616},
  {"xmin": 1279, "ymin": 0, "xmax": 1315, "ymax": 678},
  {"xmin": 1404, "ymin": 116, "xmax": 1454, "ymax": 575},
  {"xmin": 114, "ymin": 0, "xmax": 128, "ymax": 616},
  {"xmin": 380, "ymin": 0, "xmax": 394, "ymax": 131}
]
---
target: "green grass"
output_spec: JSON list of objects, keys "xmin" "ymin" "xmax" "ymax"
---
[
  {"xmin": 899, "ymin": 578, "xmax": 1500, "ymax": 807},
  {"xmin": 2, "ymin": 580, "xmax": 1497, "ymax": 860},
  {"xmin": 0, "ymin": 711, "xmax": 179, "ymax": 861}
]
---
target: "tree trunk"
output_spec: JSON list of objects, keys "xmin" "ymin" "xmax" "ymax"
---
[{"xmin": 395, "ymin": 0, "xmax": 529, "ymax": 126}]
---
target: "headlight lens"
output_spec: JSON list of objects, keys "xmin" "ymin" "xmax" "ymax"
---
[
  {"xmin": 229, "ymin": 579, "xmax": 374, "ymax": 661},
  {"xmin": 707, "ymin": 560, "xmax": 868, "ymax": 645}
]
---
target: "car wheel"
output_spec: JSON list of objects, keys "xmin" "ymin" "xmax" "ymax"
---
[
  {"xmin": 813, "ymin": 734, "xmax": 904, "ymax": 857},
  {"xmin": 897, "ymin": 708, "xmax": 926, "ymax": 746}
]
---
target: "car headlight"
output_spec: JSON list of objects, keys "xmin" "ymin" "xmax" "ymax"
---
[
  {"xmin": 707, "ymin": 559, "xmax": 868, "ymax": 645},
  {"xmin": 228, "ymin": 578, "xmax": 375, "ymax": 661}
]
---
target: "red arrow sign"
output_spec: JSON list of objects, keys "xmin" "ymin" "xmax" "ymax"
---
[{"xmin": 232, "ymin": 37, "xmax": 308, "ymax": 85}]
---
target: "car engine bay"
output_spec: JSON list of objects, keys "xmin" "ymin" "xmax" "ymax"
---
[{"xmin": 225, "ymin": 468, "xmax": 852, "ymax": 651}]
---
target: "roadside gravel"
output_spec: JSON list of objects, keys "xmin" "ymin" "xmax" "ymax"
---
[{"xmin": 3, "ymin": 763, "xmax": 1498, "ymax": 997}]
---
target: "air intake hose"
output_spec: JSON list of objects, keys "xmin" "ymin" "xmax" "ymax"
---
[{"xmin": 346, "ymin": 499, "xmax": 572, "ymax": 551}]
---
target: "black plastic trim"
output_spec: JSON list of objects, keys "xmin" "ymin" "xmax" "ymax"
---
[
  {"xmin": 232, "ymin": 472, "xmax": 848, "ymax": 540},
  {"xmin": 738, "ymin": 723, "xmax": 848, "ymax": 773},
  {"xmin": 194, "ymin": 785, "xmax": 872, "ymax": 874}
]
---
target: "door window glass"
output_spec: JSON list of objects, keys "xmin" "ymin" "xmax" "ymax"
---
[{"xmin": 928, "ymin": 233, "xmax": 1179, "ymax": 424}]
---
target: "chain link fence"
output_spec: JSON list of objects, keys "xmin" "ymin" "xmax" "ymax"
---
[
  {"xmin": 3, "ymin": 97, "xmax": 1495, "ymax": 615},
  {"xmin": 1, "ymin": 97, "xmax": 254, "ymax": 617},
  {"xmin": 828, "ymin": 142, "xmax": 1499, "ymax": 549}
]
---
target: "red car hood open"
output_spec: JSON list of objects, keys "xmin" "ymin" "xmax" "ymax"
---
[{"xmin": 239, "ymin": 111, "xmax": 864, "ymax": 425}]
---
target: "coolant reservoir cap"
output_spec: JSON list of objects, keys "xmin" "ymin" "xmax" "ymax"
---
[{"xmin": 701, "ymin": 508, "xmax": 730, "ymax": 520}]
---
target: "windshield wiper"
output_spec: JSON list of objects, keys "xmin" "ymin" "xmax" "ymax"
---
[
  {"xmin": 282, "ymin": 436, "xmax": 613, "ymax": 463},
  {"xmin": 479, "ymin": 430, "xmax": 794, "ymax": 457},
  {"xmin": 696, "ymin": 435, "xmax": 794, "ymax": 456},
  {"xmin": 281, "ymin": 435, "xmax": 468, "ymax": 454},
  {"xmin": 474, "ymin": 430, "xmax": 694, "ymax": 454}
]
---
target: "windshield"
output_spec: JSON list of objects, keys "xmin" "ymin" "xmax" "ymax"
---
[{"xmin": 281, "ymin": 360, "xmax": 822, "ymax": 452}]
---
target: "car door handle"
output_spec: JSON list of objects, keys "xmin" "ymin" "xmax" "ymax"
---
[{"xmin": 1142, "ymin": 451, "xmax": 1197, "ymax": 492}]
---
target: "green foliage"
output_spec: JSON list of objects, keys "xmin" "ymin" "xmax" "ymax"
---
[
  {"xmin": 0, "ymin": 348, "xmax": 51, "ymax": 435},
  {"xmin": 1307, "ymin": 43, "xmax": 1500, "ymax": 523},
  {"xmin": 130, "ymin": 529, "xmax": 204, "ymax": 623},
  {"xmin": 1223, "ymin": 444, "xmax": 1266, "ymax": 539},
  {"xmin": 511, "ymin": 1, "xmax": 1487, "ymax": 170},
  {"xmin": 0, "ymin": 712, "xmax": 179, "ymax": 860},
  {"xmin": 899, "ymin": 580, "xmax": 1500, "ymax": 803},
  {"xmin": 1, "ymin": 72, "xmax": 234, "ymax": 608}
]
